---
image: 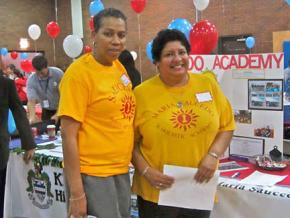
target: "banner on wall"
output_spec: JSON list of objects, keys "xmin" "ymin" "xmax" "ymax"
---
[{"xmin": 189, "ymin": 53, "xmax": 284, "ymax": 153}]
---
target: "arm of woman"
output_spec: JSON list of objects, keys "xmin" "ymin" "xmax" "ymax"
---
[
  {"xmin": 132, "ymin": 143, "xmax": 174, "ymax": 189},
  {"xmin": 61, "ymin": 116, "xmax": 87, "ymax": 218},
  {"xmin": 194, "ymin": 130, "xmax": 234, "ymax": 183}
]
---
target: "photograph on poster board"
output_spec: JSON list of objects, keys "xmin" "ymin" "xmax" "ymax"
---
[
  {"xmin": 254, "ymin": 125, "xmax": 274, "ymax": 138},
  {"xmin": 234, "ymin": 110, "xmax": 252, "ymax": 124},
  {"xmin": 248, "ymin": 79, "xmax": 283, "ymax": 110},
  {"xmin": 229, "ymin": 135, "xmax": 265, "ymax": 158}
]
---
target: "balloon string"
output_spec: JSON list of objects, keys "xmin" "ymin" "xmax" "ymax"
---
[
  {"xmin": 55, "ymin": 0, "xmax": 58, "ymax": 23},
  {"xmin": 137, "ymin": 13, "xmax": 143, "ymax": 82},
  {"xmin": 53, "ymin": 39, "xmax": 56, "ymax": 65},
  {"xmin": 195, "ymin": 9, "xmax": 199, "ymax": 22},
  {"xmin": 34, "ymin": 41, "xmax": 37, "ymax": 52}
]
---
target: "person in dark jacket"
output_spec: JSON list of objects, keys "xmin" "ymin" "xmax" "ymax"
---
[
  {"xmin": 0, "ymin": 71, "xmax": 36, "ymax": 217},
  {"xmin": 119, "ymin": 49, "xmax": 141, "ymax": 89}
]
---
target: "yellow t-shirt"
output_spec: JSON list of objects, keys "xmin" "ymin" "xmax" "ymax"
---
[
  {"xmin": 58, "ymin": 54, "xmax": 136, "ymax": 177},
  {"xmin": 132, "ymin": 73, "xmax": 235, "ymax": 203}
]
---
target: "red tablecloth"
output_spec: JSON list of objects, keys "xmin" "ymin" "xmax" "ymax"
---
[{"xmin": 220, "ymin": 159, "xmax": 290, "ymax": 186}]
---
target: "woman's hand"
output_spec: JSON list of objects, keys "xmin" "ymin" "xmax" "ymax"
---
[
  {"xmin": 68, "ymin": 195, "xmax": 87, "ymax": 218},
  {"xmin": 23, "ymin": 148, "xmax": 35, "ymax": 164},
  {"xmin": 143, "ymin": 167, "xmax": 174, "ymax": 190},
  {"xmin": 194, "ymin": 154, "xmax": 218, "ymax": 183}
]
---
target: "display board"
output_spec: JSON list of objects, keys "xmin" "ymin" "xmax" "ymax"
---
[{"xmin": 189, "ymin": 53, "xmax": 284, "ymax": 153}]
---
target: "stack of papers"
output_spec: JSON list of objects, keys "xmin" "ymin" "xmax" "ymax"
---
[{"xmin": 240, "ymin": 171, "xmax": 287, "ymax": 186}]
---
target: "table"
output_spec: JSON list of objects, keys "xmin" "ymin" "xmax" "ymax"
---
[
  {"xmin": 211, "ymin": 160, "xmax": 290, "ymax": 218},
  {"xmin": 5, "ymin": 138, "xmax": 66, "ymax": 218},
  {"xmin": 4, "ymin": 142, "xmax": 290, "ymax": 218}
]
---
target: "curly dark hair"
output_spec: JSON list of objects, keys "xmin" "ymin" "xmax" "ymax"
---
[
  {"xmin": 93, "ymin": 8, "xmax": 127, "ymax": 33},
  {"xmin": 152, "ymin": 29, "xmax": 191, "ymax": 63}
]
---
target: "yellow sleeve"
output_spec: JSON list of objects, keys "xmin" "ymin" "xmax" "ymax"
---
[{"xmin": 57, "ymin": 70, "xmax": 89, "ymax": 123}]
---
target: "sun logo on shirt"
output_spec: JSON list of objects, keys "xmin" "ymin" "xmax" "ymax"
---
[
  {"xmin": 170, "ymin": 109, "xmax": 199, "ymax": 131},
  {"xmin": 120, "ymin": 95, "xmax": 136, "ymax": 120}
]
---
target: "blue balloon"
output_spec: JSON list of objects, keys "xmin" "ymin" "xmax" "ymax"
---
[
  {"xmin": 20, "ymin": 52, "xmax": 28, "ymax": 60},
  {"xmin": 89, "ymin": 0, "xmax": 105, "ymax": 16},
  {"xmin": 168, "ymin": 18, "xmax": 192, "ymax": 40},
  {"xmin": 146, "ymin": 40, "xmax": 153, "ymax": 63},
  {"xmin": 8, "ymin": 110, "xmax": 16, "ymax": 134},
  {"xmin": 286, "ymin": 0, "xmax": 290, "ymax": 5},
  {"xmin": 1, "ymin": 47, "xmax": 8, "ymax": 56},
  {"xmin": 245, "ymin": 36, "xmax": 255, "ymax": 49}
]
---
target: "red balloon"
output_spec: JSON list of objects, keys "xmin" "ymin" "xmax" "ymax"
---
[
  {"xmin": 84, "ymin": 45, "xmax": 92, "ymax": 54},
  {"xmin": 130, "ymin": 0, "xmax": 146, "ymax": 13},
  {"xmin": 10, "ymin": 51, "xmax": 18, "ymax": 60},
  {"xmin": 46, "ymin": 21, "xmax": 60, "ymax": 39},
  {"xmin": 89, "ymin": 16, "xmax": 94, "ymax": 32},
  {"xmin": 20, "ymin": 60, "xmax": 33, "ymax": 72},
  {"xmin": 189, "ymin": 20, "xmax": 218, "ymax": 54}
]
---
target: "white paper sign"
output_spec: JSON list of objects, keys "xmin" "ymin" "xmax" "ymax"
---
[{"xmin": 158, "ymin": 165, "xmax": 219, "ymax": 210}]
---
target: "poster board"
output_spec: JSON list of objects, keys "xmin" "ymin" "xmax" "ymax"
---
[{"xmin": 189, "ymin": 53, "xmax": 284, "ymax": 154}]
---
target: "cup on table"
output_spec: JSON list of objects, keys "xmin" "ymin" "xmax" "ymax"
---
[
  {"xmin": 31, "ymin": 127, "xmax": 38, "ymax": 138},
  {"xmin": 47, "ymin": 124, "xmax": 56, "ymax": 139}
]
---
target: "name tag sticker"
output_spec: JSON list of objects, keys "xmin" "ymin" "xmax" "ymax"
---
[
  {"xmin": 43, "ymin": 100, "xmax": 49, "ymax": 108},
  {"xmin": 120, "ymin": 74, "xmax": 130, "ymax": 86},
  {"xmin": 196, "ymin": 92, "xmax": 212, "ymax": 102}
]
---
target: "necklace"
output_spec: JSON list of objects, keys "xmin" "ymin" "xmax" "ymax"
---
[
  {"xmin": 176, "ymin": 101, "xmax": 183, "ymax": 108},
  {"xmin": 159, "ymin": 74, "xmax": 189, "ymax": 109},
  {"xmin": 165, "ymin": 86, "xmax": 188, "ymax": 109}
]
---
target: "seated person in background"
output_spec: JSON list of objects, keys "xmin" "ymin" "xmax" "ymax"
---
[
  {"xmin": 27, "ymin": 55, "xmax": 63, "ymax": 124},
  {"xmin": 13, "ymin": 69, "xmax": 28, "ymax": 105},
  {"xmin": 0, "ymin": 71, "xmax": 35, "ymax": 218},
  {"xmin": 118, "ymin": 49, "xmax": 141, "ymax": 89}
]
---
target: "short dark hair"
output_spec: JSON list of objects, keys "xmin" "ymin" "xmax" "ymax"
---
[
  {"xmin": 7, "ymin": 64, "xmax": 16, "ymax": 71},
  {"xmin": 32, "ymin": 55, "xmax": 48, "ymax": 71},
  {"xmin": 118, "ymin": 50, "xmax": 141, "ymax": 89},
  {"xmin": 93, "ymin": 8, "xmax": 127, "ymax": 32},
  {"xmin": 13, "ymin": 69, "xmax": 24, "ymax": 78},
  {"xmin": 152, "ymin": 29, "xmax": 191, "ymax": 63},
  {"xmin": 119, "ymin": 50, "xmax": 135, "ymax": 67}
]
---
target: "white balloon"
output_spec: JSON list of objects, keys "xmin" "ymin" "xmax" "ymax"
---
[
  {"xmin": 63, "ymin": 35, "xmax": 83, "ymax": 58},
  {"xmin": 28, "ymin": 24, "xmax": 41, "ymax": 40},
  {"xmin": 194, "ymin": 0, "xmax": 210, "ymax": 11},
  {"xmin": 130, "ymin": 51, "xmax": 138, "ymax": 61}
]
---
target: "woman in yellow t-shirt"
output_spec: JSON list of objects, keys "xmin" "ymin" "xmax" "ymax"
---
[
  {"xmin": 58, "ymin": 8, "xmax": 135, "ymax": 218},
  {"xmin": 132, "ymin": 29, "xmax": 235, "ymax": 218}
]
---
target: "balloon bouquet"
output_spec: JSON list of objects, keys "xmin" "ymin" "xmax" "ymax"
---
[
  {"xmin": 18, "ymin": 50, "xmax": 33, "ymax": 73},
  {"xmin": 145, "ymin": 0, "xmax": 218, "ymax": 62},
  {"xmin": 85, "ymin": 0, "xmax": 106, "ymax": 56}
]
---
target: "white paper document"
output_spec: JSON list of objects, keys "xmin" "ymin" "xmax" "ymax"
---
[
  {"xmin": 240, "ymin": 170, "xmax": 287, "ymax": 186},
  {"xmin": 158, "ymin": 165, "xmax": 219, "ymax": 210}
]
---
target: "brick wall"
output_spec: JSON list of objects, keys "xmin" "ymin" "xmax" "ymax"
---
[{"xmin": 1, "ymin": 0, "xmax": 290, "ymax": 79}]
